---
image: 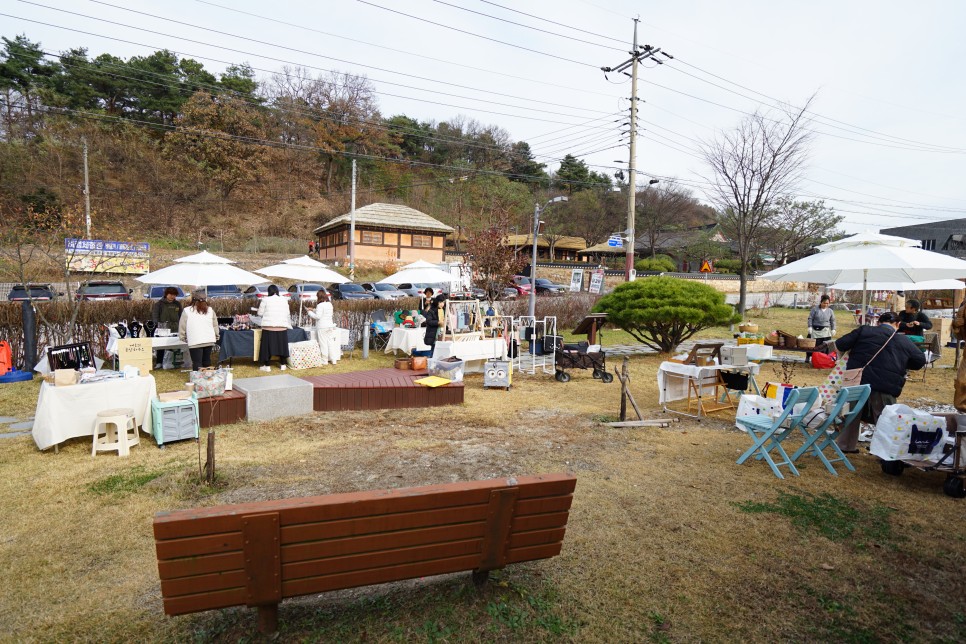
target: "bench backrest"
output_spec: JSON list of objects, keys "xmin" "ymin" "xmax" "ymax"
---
[{"xmin": 154, "ymin": 473, "xmax": 576, "ymax": 616}]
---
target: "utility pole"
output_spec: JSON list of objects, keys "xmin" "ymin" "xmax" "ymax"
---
[
  {"xmin": 600, "ymin": 20, "xmax": 667, "ymax": 281},
  {"xmin": 349, "ymin": 158, "xmax": 356, "ymax": 281},
  {"xmin": 82, "ymin": 137, "xmax": 91, "ymax": 238}
]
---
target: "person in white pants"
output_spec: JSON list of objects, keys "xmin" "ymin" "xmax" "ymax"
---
[{"xmin": 306, "ymin": 290, "xmax": 341, "ymax": 365}]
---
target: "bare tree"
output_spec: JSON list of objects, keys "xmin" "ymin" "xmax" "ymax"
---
[
  {"xmin": 637, "ymin": 181, "xmax": 698, "ymax": 258},
  {"xmin": 700, "ymin": 99, "xmax": 814, "ymax": 313},
  {"xmin": 760, "ymin": 198, "xmax": 843, "ymax": 264}
]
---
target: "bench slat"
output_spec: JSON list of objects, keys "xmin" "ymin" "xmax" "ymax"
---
[
  {"xmin": 507, "ymin": 542, "xmax": 563, "ymax": 564},
  {"xmin": 509, "ymin": 527, "xmax": 567, "ymax": 550},
  {"xmin": 515, "ymin": 495, "xmax": 574, "ymax": 516},
  {"xmin": 283, "ymin": 538, "xmax": 482, "ymax": 581},
  {"xmin": 163, "ymin": 586, "xmax": 247, "ymax": 616},
  {"xmin": 281, "ymin": 504, "xmax": 488, "ymax": 544},
  {"xmin": 161, "ymin": 570, "xmax": 247, "ymax": 598},
  {"xmin": 158, "ymin": 551, "xmax": 244, "ymax": 580},
  {"xmin": 511, "ymin": 511, "xmax": 569, "ymax": 534},
  {"xmin": 154, "ymin": 474, "xmax": 574, "ymax": 540},
  {"xmin": 155, "ymin": 532, "xmax": 243, "ymax": 560},
  {"xmin": 281, "ymin": 522, "xmax": 486, "ymax": 564},
  {"xmin": 282, "ymin": 553, "xmax": 482, "ymax": 598}
]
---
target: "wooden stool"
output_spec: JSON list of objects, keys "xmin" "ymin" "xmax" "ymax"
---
[{"xmin": 92, "ymin": 408, "xmax": 139, "ymax": 457}]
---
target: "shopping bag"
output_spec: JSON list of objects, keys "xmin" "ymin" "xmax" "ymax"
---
[
  {"xmin": 763, "ymin": 382, "xmax": 794, "ymax": 406},
  {"xmin": 189, "ymin": 368, "xmax": 228, "ymax": 399},
  {"xmin": 811, "ymin": 351, "xmax": 836, "ymax": 369},
  {"xmin": 286, "ymin": 340, "xmax": 323, "ymax": 370},
  {"xmin": 870, "ymin": 404, "xmax": 947, "ymax": 463}
]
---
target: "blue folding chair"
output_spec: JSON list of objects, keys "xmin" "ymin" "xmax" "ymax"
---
[
  {"xmin": 790, "ymin": 385, "xmax": 871, "ymax": 476},
  {"xmin": 736, "ymin": 388, "xmax": 807, "ymax": 479}
]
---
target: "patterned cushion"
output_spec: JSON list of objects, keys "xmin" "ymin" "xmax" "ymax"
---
[{"xmin": 287, "ymin": 340, "xmax": 324, "ymax": 370}]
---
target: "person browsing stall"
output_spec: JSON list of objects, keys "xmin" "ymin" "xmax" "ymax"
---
[
  {"xmin": 896, "ymin": 299, "xmax": 932, "ymax": 337},
  {"xmin": 178, "ymin": 289, "xmax": 219, "ymax": 369},
  {"xmin": 306, "ymin": 289, "xmax": 341, "ymax": 365},
  {"xmin": 832, "ymin": 311, "xmax": 926, "ymax": 453},
  {"xmin": 423, "ymin": 293, "xmax": 446, "ymax": 355},
  {"xmin": 152, "ymin": 286, "xmax": 182, "ymax": 369},
  {"xmin": 256, "ymin": 285, "xmax": 292, "ymax": 372},
  {"xmin": 807, "ymin": 294, "xmax": 836, "ymax": 343}
]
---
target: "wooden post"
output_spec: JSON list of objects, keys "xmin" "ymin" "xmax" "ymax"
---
[
  {"xmin": 619, "ymin": 357, "xmax": 629, "ymax": 421},
  {"xmin": 204, "ymin": 430, "xmax": 215, "ymax": 484}
]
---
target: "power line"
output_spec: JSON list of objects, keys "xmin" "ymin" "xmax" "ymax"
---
[
  {"xmin": 479, "ymin": 0, "xmax": 628, "ymax": 46},
  {"xmin": 428, "ymin": 0, "xmax": 624, "ymax": 51},
  {"xmin": 355, "ymin": 0, "xmax": 598, "ymax": 68}
]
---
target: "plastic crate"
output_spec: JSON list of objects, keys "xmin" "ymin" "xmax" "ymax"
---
[
  {"xmin": 427, "ymin": 358, "xmax": 464, "ymax": 382},
  {"xmin": 150, "ymin": 397, "xmax": 199, "ymax": 447},
  {"xmin": 737, "ymin": 337, "xmax": 765, "ymax": 345}
]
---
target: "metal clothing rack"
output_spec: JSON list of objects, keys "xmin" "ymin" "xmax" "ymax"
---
[{"xmin": 512, "ymin": 316, "xmax": 557, "ymax": 376}]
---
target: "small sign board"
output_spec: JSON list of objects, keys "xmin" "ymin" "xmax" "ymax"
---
[
  {"xmin": 117, "ymin": 337, "xmax": 153, "ymax": 374},
  {"xmin": 699, "ymin": 260, "xmax": 713, "ymax": 273},
  {"xmin": 589, "ymin": 269, "xmax": 605, "ymax": 294},
  {"xmin": 569, "ymin": 269, "xmax": 584, "ymax": 292},
  {"xmin": 606, "ymin": 235, "xmax": 623, "ymax": 248}
]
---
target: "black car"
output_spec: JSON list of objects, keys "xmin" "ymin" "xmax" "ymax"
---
[
  {"xmin": 76, "ymin": 281, "xmax": 132, "ymax": 301},
  {"xmin": 8, "ymin": 284, "xmax": 57, "ymax": 301},
  {"xmin": 328, "ymin": 283, "xmax": 377, "ymax": 300},
  {"xmin": 534, "ymin": 278, "xmax": 568, "ymax": 296},
  {"xmin": 204, "ymin": 284, "xmax": 243, "ymax": 299}
]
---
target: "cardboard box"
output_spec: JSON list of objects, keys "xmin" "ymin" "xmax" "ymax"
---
[
  {"xmin": 117, "ymin": 337, "xmax": 153, "ymax": 374},
  {"xmin": 721, "ymin": 346, "xmax": 748, "ymax": 366}
]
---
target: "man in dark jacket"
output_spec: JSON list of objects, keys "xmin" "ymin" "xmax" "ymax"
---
[
  {"xmin": 833, "ymin": 311, "xmax": 926, "ymax": 452},
  {"xmin": 896, "ymin": 299, "xmax": 932, "ymax": 336},
  {"xmin": 152, "ymin": 287, "xmax": 183, "ymax": 369}
]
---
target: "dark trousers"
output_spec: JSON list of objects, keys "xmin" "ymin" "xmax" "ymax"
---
[
  {"xmin": 189, "ymin": 346, "xmax": 213, "ymax": 369},
  {"xmin": 424, "ymin": 326, "xmax": 438, "ymax": 356}
]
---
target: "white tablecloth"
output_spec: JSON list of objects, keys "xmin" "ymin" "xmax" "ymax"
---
[
  {"xmin": 433, "ymin": 339, "xmax": 507, "ymax": 373},
  {"xmin": 385, "ymin": 328, "xmax": 430, "ymax": 355},
  {"xmin": 32, "ymin": 375, "xmax": 158, "ymax": 450},
  {"xmin": 657, "ymin": 361, "xmax": 760, "ymax": 404}
]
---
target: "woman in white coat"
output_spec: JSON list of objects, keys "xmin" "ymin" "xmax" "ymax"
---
[
  {"xmin": 178, "ymin": 289, "xmax": 220, "ymax": 368},
  {"xmin": 256, "ymin": 285, "xmax": 292, "ymax": 371},
  {"xmin": 306, "ymin": 289, "xmax": 341, "ymax": 365}
]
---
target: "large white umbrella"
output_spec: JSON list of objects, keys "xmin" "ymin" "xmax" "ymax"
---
[
  {"xmin": 378, "ymin": 260, "xmax": 453, "ymax": 285},
  {"xmin": 173, "ymin": 250, "xmax": 236, "ymax": 264},
  {"xmin": 137, "ymin": 262, "xmax": 268, "ymax": 287},
  {"xmin": 256, "ymin": 258, "xmax": 349, "ymax": 324},
  {"xmin": 830, "ymin": 279, "xmax": 966, "ymax": 292},
  {"xmin": 760, "ymin": 233, "xmax": 966, "ymax": 323}
]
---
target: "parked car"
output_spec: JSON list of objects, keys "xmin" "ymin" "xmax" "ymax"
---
[
  {"xmin": 142, "ymin": 285, "xmax": 186, "ymax": 300},
  {"xmin": 7, "ymin": 284, "xmax": 57, "ymax": 301},
  {"xmin": 204, "ymin": 284, "xmax": 243, "ymax": 299},
  {"xmin": 511, "ymin": 275, "xmax": 533, "ymax": 295},
  {"xmin": 396, "ymin": 283, "xmax": 446, "ymax": 298},
  {"xmin": 469, "ymin": 285, "xmax": 518, "ymax": 301},
  {"xmin": 288, "ymin": 283, "xmax": 328, "ymax": 302},
  {"xmin": 243, "ymin": 284, "xmax": 292, "ymax": 300},
  {"xmin": 361, "ymin": 282, "xmax": 409, "ymax": 300},
  {"xmin": 76, "ymin": 281, "xmax": 132, "ymax": 301},
  {"xmin": 328, "ymin": 283, "xmax": 377, "ymax": 300},
  {"xmin": 534, "ymin": 278, "xmax": 568, "ymax": 296}
]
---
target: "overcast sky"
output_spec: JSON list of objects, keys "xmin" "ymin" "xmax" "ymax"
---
[{"xmin": 6, "ymin": 0, "xmax": 966, "ymax": 234}]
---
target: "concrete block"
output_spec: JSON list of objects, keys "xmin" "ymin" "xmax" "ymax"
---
[{"xmin": 233, "ymin": 375, "xmax": 314, "ymax": 423}]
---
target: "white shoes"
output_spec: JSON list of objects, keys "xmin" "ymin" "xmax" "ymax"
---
[
  {"xmin": 259, "ymin": 365, "xmax": 271, "ymax": 372},
  {"xmin": 280, "ymin": 365, "xmax": 287, "ymax": 371}
]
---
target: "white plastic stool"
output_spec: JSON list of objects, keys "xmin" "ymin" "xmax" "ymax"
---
[{"xmin": 92, "ymin": 408, "xmax": 139, "ymax": 457}]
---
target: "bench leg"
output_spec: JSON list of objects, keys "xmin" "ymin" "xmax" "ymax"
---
[
  {"xmin": 471, "ymin": 570, "xmax": 490, "ymax": 588},
  {"xmin": 256, "ymin": 604, "xmax": 278, "ymax": 634}
]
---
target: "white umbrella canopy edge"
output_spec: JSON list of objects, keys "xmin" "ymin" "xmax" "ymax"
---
[
  {"xmin": 136, "ymin": 262, "xmax": 270, "ymax": 287},
  {"xmin": 172, "ymin": 250, "xmax": 237, "ymax": 264},
  {"xmin": 377, "ymin": 266, "xmax": 454, "ymax": 285},
  {"xmin": 817, "ymin": 232, "xmax": 921, "ymax": 252},
  {"xmin": 255, "ymin": 264, "xmax": 349, "ymax": 284},
  {"xmin": 281, "ymin": 255, "xmax": 331, "ymax": 268},
  {"xmin": 829, "ymin": 279, "xmax": 966, "ymax": 291}
]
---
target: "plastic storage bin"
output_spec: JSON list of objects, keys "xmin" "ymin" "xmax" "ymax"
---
[
  {"xmin": 427, "ymin": 357, "xmax": 465, "ymax": 382},
  {"xmin": 150, "ymin": 396, "xmax": 200, "ymax": 448}
]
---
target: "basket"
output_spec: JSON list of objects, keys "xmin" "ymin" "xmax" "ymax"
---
[
  {"xmin": 763, "ymin": 332, "xmax": 780, "ymax": 347},
  {"xmin": 798, "ymin": 338, "xmax": 817, "ymax": 349},
  {"xmin": 738, "ymin": 323, "xmax": 759, "ymax": 333},
  {"xmin": 737, "ymin": 337, "xmax": 765, "ymax": 345},
  {"xmin": 776, "ymin": 330, "xmax": 799, "ymax": 349}
]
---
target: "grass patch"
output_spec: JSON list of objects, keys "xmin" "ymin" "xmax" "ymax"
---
[
  {"xmin": 87, "ymin": 465, "xmax": 167, "ymax": 496},
  {"xmin": 735, "ymin": 491, "xmax": 896, "ymax": 544}
]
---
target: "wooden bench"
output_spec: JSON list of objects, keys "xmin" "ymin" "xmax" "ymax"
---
[{"xmin": 153, "ymin": 473, "xmax": 576, "ymax": 633}]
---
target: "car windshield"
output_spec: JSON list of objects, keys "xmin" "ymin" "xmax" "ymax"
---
[
  {"xmin": 515, "ymin": 277, "xmax": 530, "ymax": 285},
  {"xmin": 299, "ymin": 284, "xmax": 322, "ymax": 292},
  {"xmin": 340, "ymin": 284, "xmax": 365, "ymax": 292},
  {"xmin": 82, "ymin": 284, "xmax": 125, "ymax": 294},
  {"xmin": 12, "ymin": 287, "xmax": 50, "ymax": 297},
  {"xmin": 373, "ymin": 284, "xmax": 396, "ymax": 291},
  {"xmin": 535, "ymin": 279, "xmax": 554, "ymax": 286}
]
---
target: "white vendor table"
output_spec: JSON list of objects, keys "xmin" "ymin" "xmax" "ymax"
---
[
  {"xmin": 433, "ymin": 338, "xmax": 507, "ymax": 373},
  {"xmin": 32, "ymin": 375, "xmax": 157, "ymax": 451},
  {"xmin": 385, "ymin": 327, "xmax": 430, "ymax": 355},
  {"xmin": 658, "ymin": 361, "xmax": 761, "ymax": 419}
]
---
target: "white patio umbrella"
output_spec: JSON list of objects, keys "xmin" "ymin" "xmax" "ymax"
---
[
  {"xmin": 378, "ymin": 260, "xmax": 453, "ymax": 285},
  {"xmin": 137, "ymin": 262, "xmax": 268, "ymax": 289},
  {"xmin": 172, "ymin": 250, "xmax": 237, "ymax": 264},
  {"xmin": 829, "ymin": 279, "xmax": 966, "ymax": 292},
  {"xmin": 760, "ymin": 233, "xmax": 966, "ymax": 324},
  {"xmin": 255, "ymin": 258, "xmax": 349, "ymax": 324}
]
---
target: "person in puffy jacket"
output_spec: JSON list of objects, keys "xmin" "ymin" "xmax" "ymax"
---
[
  {"xmin": 257, "ymin": 285, "xmax": 292, "ymax": 371},
  {"xmin": 152, "ymin": 286, "xmax": 183, "ymax": 369},
  {"xmin": 178, "ymin": 289, "xmax": 219, "ymax": 369},
  {"xmin": 896, "ymin": 299, "xmax": 932, "ymax": 336},
  {"xmin": 832, "ymin": 311, "xmax": 926, "ymax": 452}
]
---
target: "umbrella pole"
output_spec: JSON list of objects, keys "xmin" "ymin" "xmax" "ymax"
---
[{"xmin": 861, "ymin": 270, "xmax": 868, "ymax": 326}]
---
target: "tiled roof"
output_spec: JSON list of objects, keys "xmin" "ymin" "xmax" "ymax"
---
[
  {"xmin": 503, "ymin": 234, "xmax": 588, "ymax": 251},
  {"xmin": 313, "ymin": 203, "xmax": 454, "ymax": 234}
]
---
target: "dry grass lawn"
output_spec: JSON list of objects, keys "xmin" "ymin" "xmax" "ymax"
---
[{"xmin": 1, "ymin": 309, "xmax": 965, "ymax": 642}]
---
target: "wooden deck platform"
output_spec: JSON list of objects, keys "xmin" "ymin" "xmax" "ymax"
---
[{"xmin": 301, "ymin": 368, "xmax": 464, "ymax": 411}]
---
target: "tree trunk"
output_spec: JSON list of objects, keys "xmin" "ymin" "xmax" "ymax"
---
[{"xmin": 738, "ymin": 270, "xmax": 749, "ymax": 314}]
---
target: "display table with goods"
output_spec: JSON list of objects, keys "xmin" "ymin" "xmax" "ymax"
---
[
  {"xmin": 33, "ymin": 374, "xmax": 157, "ymax": 450},
  {"xmin": 657, "ymin": 361, "xmax": 761, "ymax": 419},
  {"xmin": 432, "ymin": 338, "xmax": 507, "ymax": 373},
  {"xmin": 217, "ymin": 328, "xmax": 309, "ymax": 362},
  {"xmin": 385, "ymin": 327, "xmax": 431, "ymax": 355}
]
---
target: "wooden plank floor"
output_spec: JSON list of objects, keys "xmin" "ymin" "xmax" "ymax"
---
[{"xmin": 301, "ymin": 368, "xmax": 464, "ymax": 411}]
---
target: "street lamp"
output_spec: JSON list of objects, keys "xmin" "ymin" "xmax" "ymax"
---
[{"xmin": 529, "ymin": 196, "xmax": 568, "ymax": 318}]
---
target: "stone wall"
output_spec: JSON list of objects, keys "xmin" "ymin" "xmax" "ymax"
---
[{"xmin": 534, "ymin": 267, "xmax": 806, "ymax": 295}]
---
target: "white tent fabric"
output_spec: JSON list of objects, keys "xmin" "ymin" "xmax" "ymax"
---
[
  {"xmin": 255, "ymin": 264, "xmax": 348, "ymax": 285},
  {"xmin": 278, "ymin": 255, "xmax": 331, "ymax": 268},
  {"xmin": 172, "ymin": 250, "xmax": 236, "ymax": 264},
  {"xmin": 830, "ymin": 279, "xmax": 966, "ymax": 292},
  {"xmin": 817, "ymin": 232, "xmax": 921, "ymax": 252},
  {"xmin": 378, "ymin": 265, "xmax": 454, "ymax": 285},
  {"xmin": 137, "ymin": 262, "xmax": 268, "ymax": 287}
]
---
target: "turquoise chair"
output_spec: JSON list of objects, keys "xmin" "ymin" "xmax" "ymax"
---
[
  {"xmin": 790, "ymin": 385, "xmax": 871, "ymax": 475},
  {"xmin": 736, "ymin": 388, "xmax": 806, "ymax": 480}
]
